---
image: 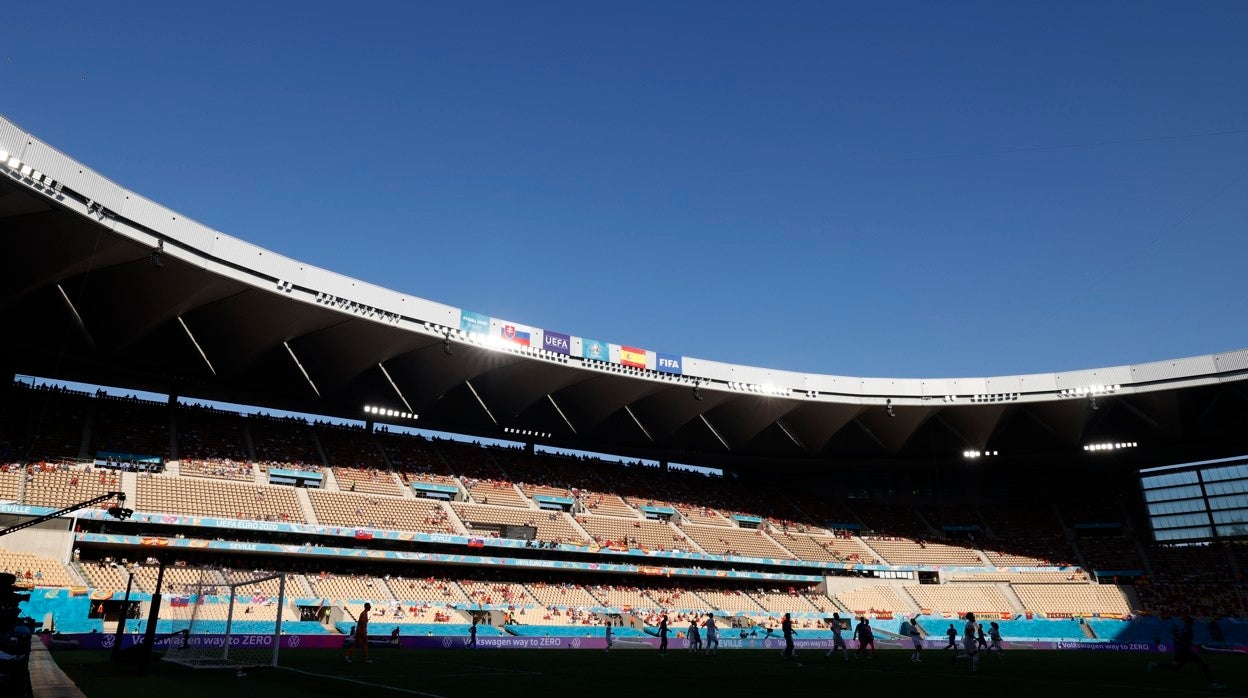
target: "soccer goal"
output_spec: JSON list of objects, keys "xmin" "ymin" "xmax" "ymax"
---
[{"xmin": 161, "ymin": 569, "xmax": 287, "ymax": 669}]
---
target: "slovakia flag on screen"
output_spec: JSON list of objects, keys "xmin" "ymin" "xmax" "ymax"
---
[{"xmin": 502, "ymin": 325, "xmax": 531, "ymax": 346}]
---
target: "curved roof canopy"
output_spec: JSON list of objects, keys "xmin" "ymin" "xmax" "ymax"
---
[{"xmin": 2, "ymin": 115, "xmax": 1246, "ymax": 470}]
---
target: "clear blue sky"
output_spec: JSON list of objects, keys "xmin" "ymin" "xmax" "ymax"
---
[{"xmin": 4, "ymin": 2, "xmax": 1246, "ymax": 379}]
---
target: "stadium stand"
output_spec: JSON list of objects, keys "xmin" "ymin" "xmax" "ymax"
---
[
  {"xmin": 249, "ymin": 414, "xmax": 323, "ymax": 473},
  {"xmin": 136, "ymin": 474, "xmax": 306, "ymax": 522},
  {"xmin": 90, "ymin": 396, "xmax": 169, "ymax": 463},
  {"xmin": 679, "ymin": 523, "xmax": 792, "ymax": 559},
  {"xmin": 317, "ymin": 423, "xmax": 402, "ymax": 496},
  {"xmin": 452, "ymin": 502, "xmax": 590, "ymax": 545},
  {"xmin": 1013, "ymin": 583, "xmax": 1133, "ymax": 616},
  {"xmin": 307, "ymin": 489, "xmax": 461, "ymax": 534},
  {"xmin": 577, "ymin": 514, "xmax": 692, "ymax": 552}
]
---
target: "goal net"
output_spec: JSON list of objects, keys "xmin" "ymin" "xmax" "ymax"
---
[{"xmin": 161, "ymin": 569, "xmax": 287, "ymax": 669}]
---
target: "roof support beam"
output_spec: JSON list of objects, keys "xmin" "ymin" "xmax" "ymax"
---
[
  {"xmin": 178, "ymin": 316, "xmax": 216, "ymax": 376},
  {"xmin": 283, "ymin": 340, "xmax": 320, "ymax": 398},
  {"xmin": 775, "ymin": 418, "xmax": 806, "ymax": 451},
  {"xmin": 700, "ymin": 414, "xmax": 731, "ymax": 451},
  {"xmin": 547, "ymin": 394, "xmax": 577, "ymax": 435},
  {"xmin": 464, "ymin": 379, "xmax": 498, "ymax": 426},
  {"xmin": 377, "ymin": 361, "xmax": 414, "ymax": 415},
  {"xmin": 624, "ymin": 405, "xmax": 653, "ymax": 443},
  {"xmin": 55, "ymin": 283, "xmax": 95, "ymax": 350}
]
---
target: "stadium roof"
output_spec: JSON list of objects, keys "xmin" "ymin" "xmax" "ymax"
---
[{"xmin": 2, "ymin": 114, "xmax": 1247, "ymax": 470}]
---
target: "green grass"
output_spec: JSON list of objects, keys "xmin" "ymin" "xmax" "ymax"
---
[{"xmin": 52, "ymin": 647, "xmax": 1245, "ymax": 698}]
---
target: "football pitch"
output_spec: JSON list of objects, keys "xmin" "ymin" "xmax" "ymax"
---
[{"xmin": 53, "ymin": 647, "xmax": 1245, "ymax": 698}]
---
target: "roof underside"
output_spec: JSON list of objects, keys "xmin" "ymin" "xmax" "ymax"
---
[{"xmin": 2, "ymin": 174, "xmax": 1247, "ymax": 473}]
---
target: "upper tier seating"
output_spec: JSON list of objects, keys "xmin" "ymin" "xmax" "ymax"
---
[
  {"xmin": 680, "ymin": 524, "xmax": 791, "ymax": 559},
  {"xmin": 91, "ymin": 397, "xmax": 168, "ymax": 460},
  {"xmin": 979, "ymin": 503, "xmax": 1076, "ymax": 567},
  {"xmin": 0, "ymin": 548, "xmax": 75, "ymax": 587},
  {"xmin": 16, "ymin": 467, "xmax": 121, "ymax": 510},
  {"xmin": 459, "ymin": 580, "xmax": 538, "ymax": 607},
  {"xmin": 386, "ymin": 576, "xmax": 469, "ymax": 604},
  {"xmin": 771, "ymin": 531, "xmax": 877, "ymax": 564},
  {"xmin": 308, "ymin": 573, "xmax": 393, "ymax": 602},
  {"xmin": 1013, "ymin": 583, "xmax": 1134, "ymax": 616},
  {"xmin": 175, "ymin": 405, "xmax": 251, "ymax": 481},
  {"xmin": 452, "ymin": 503, "xmax": 591, "ymax": 545},
  {"xmin": 577, "ymin": 515, "xmax": 692, "ymax": 553},
  {"xmin": 249, "ymin": 416, "xmax": 322, "ymax": 473},
  {"xmin": 307, "ymin": 489, "xmax": 459, "ymax": 534},
  {"xmin": 136, "ymin": 475, "xmax": 306, "ymax": 522},
  {"xmin": 835, "ymin": 585, "xmax": 914, "ymax": 615},
  {"xmin": 0, "ymin": 385, "xmax": 89, "ymax": 462},
  {"xmin": 318, "ymin": 424, "xmax": 402, "ymax": 496},
  {"xmin": 861, "ymin": 537, "xmax": 984, "ymax": 566},
  {"xmin": 463, "ymin": 478, "xmax": 530, "ymax": 508},
  {"xmin": 905, "ymin": 583, "xmax": 1012, "ymax": 614},
  {"xmin": 526, "ymin": 582, "xmax": 602, "ymax": 608}
]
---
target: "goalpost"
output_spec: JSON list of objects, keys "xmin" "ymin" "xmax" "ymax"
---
[{"xmin": 162, "ymin": 569, "xmax": 287, "ymax": 669}]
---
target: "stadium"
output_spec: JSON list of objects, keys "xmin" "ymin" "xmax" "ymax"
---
[{"xmin": 1, "ymin": 105, "xmax": 1247, "ymax": 698}]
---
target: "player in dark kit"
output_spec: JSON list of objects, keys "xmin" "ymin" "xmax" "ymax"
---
[
  {"xmin": 781, "ymin": 613, "xmax": 796, "ymax": 660},
  {"xmin": 1148, "ymin": 616, "xmax": 1224, "ymax": 689},
  {"xmin": 658, "ymin": 614, "xmax": 669, "ymax": 655}
]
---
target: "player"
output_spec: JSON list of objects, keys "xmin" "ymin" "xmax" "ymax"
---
[
  {"xmin": 901, "ymin": 614, "xmax": 923, "ymax": 662},
  {"xmin": 688, "ymin": 617, "xmax": 702, "ymax": 653},
  {"xmin": 604, "ymin": 619, "xmax": 614, "ymax": 652},
  {"xmin": 977, "ymin": 622, "xmax": 988, "ymax": 651},
  {"xmin": 945, "ymin": 623, "xmax": 959, "ymax": 660},
  {"xmin": 344, "ymin": 602, "xmax": 371, "ymax": 663},
  {"xmin": 854, "ymin": 617, "xmax": 876, "ymax": 659},
  {"xmin": 825, "ymin": 612, "xmax": 849, "ymax": 661},
  {"xmin": 988, "ymin": 621, "xmax": 1003, "ymax": 657},
  {"xmin": 962, "ymin": 612, "xmax": 979, "ymax": 673},
  {"xmin": 468, "ymin": 617, "xmax": 478, "ymax": 648},
  {"xmin": 781, "ymin": 612, "xmax": 796, "ymax": 660},
  {"xmin": 1148, "ymin": 616, "xmax": 1224, "ymax": 689},
  {"xmin": 658, "ymin": 614, "xmax": 669, "ymax": 655},
  {"xmin": 704, "ymin": 614, "xmax": 719, "ymax": 656}
]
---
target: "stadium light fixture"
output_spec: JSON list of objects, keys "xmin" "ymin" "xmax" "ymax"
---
[
  {"xmin": 963, "ymin": 450, "xmax": 999, "ymax": 459},
  {"xmin": 1083, "ymin": 441, "xmax": 1138, "ymax": 453}
]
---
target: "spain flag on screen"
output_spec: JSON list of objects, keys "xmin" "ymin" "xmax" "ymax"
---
[{"xmin": 620, "ymin": 346, "xmax": 647, "ymax": 368}]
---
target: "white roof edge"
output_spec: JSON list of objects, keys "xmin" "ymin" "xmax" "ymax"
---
[{"xmin": 4, "ymin": 113, "xmax": 1245, "ymax": 401}]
